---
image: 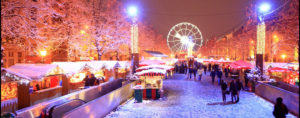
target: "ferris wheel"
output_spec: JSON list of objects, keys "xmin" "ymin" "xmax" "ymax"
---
[{"xmin": 167, "ymin": 22, "xmax": 203, "ymax": 53}]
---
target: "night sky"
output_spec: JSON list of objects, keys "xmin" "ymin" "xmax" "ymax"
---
[{"xmin": 124, "ymin": 0, "xmax": 284, "ymax": 40}]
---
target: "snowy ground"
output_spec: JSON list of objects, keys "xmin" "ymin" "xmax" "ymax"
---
[{"xmin": 105, "ymin": 73, "xmax": 297, "ymax": 118}]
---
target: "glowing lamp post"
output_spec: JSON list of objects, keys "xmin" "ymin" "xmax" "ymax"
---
[
  {"xmin": 281, "ymin": 54, "xmax": 286, "ymax": 62},
  {"xmin": 127, "ymin": 6, "xmax": 139, "ymax": 74},
  {"xmin": 256, "ymin": 2, "xmax": 271, "ymax": 75},
  {"xmin": 39, "ymin": 50, "xmax": 47, "ymax": 63}
]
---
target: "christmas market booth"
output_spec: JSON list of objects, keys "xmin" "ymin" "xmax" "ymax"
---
[
  {"xmin": 267, "ymin": 67, "xmax": 299, "ymax": 86},
  {"xmin": 6, "ymin": 64, "xmax": 66, "ymax": 109},
  {"xmin": 87, "ymin": 61, "xmax": 130, "ymax": 80},
  {"xmin": 53, "ymin": 62, "xmax": 94, "ymax": 91},
  {"xmin": 1, "ymin": 68, "xmax": 31, "ymax": 114},
  {"xmin": 53, "ymin": 61, "xmax": 130, "ymax": 91},
  {"xmin": 133, "ymin": 69, "xmax": 166, "ymax": 102}
]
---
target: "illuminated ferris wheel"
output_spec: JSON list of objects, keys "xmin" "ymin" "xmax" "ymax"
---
[{"xmin": 167, "ymin": 22, "xmax": 203, "ymax": 53}]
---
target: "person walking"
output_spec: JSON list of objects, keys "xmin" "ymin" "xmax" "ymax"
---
[
  {"xmin": 229, "ymin": 79, "xmax": 237, "ymax": 103},
  {"xmin": 208, "ymin": 63, "xmax": 212, "ymax": 72},
  {"xmin": 203, "ymin": 65, "xmax": 207, "ymax": 75},
  {"xmin": 198, "ymin": 68, "xmax": 203, "ymax": 81},
  {"xmin": 224, "ymin": 67, "xmax": 229, "ymax": 78},
  {"xmin": 273, "ymin": 97, "xmax": 288, "ymax": 118},
  {"xmin": 221, "ymin": 80, "xmax": 228, "ymax": 103},
  {"xmin": 244, "ymin": 71, "xmax": 249, "ymax": 90},
  {"xmin": 217, "ymin": 69, "xmax": 223, "ymax": 86},
  {"xmin": 235, "ymin": 79, "xmax": 244, "ymax": 103},
  {"xmin": 210, "ymin": 70, "xmax": 216, "ymax": 84}
]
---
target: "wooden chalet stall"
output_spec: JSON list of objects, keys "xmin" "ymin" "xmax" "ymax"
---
[
  {"xmin": 134, "ymin": 68, "xmax": 166, "ymax": 100},
  {"xmin": 6, "ymin": 64, "xmax": 66, "ymax": 109},
  {"xmin": 53, "ymin": 62, "xmax": 95, "ymax": 91},
  {"xmin": 1, "ymin": 68, "xmax": 32, "ymax": 114}
]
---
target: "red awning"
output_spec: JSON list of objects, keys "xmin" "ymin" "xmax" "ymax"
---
[
  {"xmin": 229, "ymin": 60, "xmax": 253, "ymax": 69},
  {"xmin": 268, "ymin": 67, "xmax": 290, "ymax": 73}
]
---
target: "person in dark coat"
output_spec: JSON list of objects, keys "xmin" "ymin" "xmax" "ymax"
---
[
  {"xmin": 203, "ymin": 65, "xmax": 207, "ymax": 75},
  {"xmin": 235, "ymin": 79, "xmax": 244, "ymax": 103},
  {"xmin": 90, "ymin": 74, "xmax": 96, "ymax": 86},
  {"xmin": 273, "ymin": 97, "xmax": 288, "ymax": 118},
  {"xmin": 208, "ymin": 63, "xmax": 212, "ymax": 72},
  {"xmin": 229, "ymin": 80, "xmax": 237, "ymax": 103},
  {"xmin": 221, "ymin": 80, "xmax": 228, "ymax": 103},
  {"xmin": 83, "ymin": 75, "xmax": 90, "ymax": 87},
  {"xmin": 217, "ymin": 69, "xmax": 223, "ymax": 86},
  {"xmin": 244, "ymin": 69, "xmax": 250, "ymax": 90},
  {"xmin": 210, "ymin": 70, "xmax": 216, "ymax": 84},
  {"xmin": 224, "ymin": 67, "xmax": 229, "ymax": 78}
]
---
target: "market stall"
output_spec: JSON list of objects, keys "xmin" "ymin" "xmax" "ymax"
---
[
  {"xmin": 1, "ymin": 68, "xmax": 32, "ymax": 113},
  {"xmin": 267, "ymin": 67, "xmax": 299, "ymax": 85},
  {"xmin": 6, "ymin": 64, "xmax": 66, "ymax": 109},
  {"xmin": 134, "ymin": 69, "xmax": 166, "ymax": 101}
]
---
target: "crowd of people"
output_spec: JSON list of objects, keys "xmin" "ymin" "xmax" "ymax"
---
[
  {"xmin": 174, "ymin": 59, "xmax": 251, "ymax": 104},
  {"xmin": 174, "ymin": 58, "xmax": 290, "ymax": 117},
  {"xmin": 83, "ymin": 74, "xmax": 105, "ymax": 88}
]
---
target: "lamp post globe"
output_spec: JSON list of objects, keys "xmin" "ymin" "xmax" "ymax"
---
[
  {"xmin": 259, "ymin": 3, "xmax": 271, "ymax": 14},
  {"xmin": 128, "ymin": 6, "xmax": 138, "ymax": 17}
]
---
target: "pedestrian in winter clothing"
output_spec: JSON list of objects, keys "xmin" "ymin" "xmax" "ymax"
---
[
  {"xmin": 244, "ymin": 69, "xmax": 250, "ymax": 90},
  {"xmin": 210, "ymin": 70, "xmax": 216, "ymax": 84},
  {"xmin": 235, "ymin": 79, "xmax": 244, "ymax": 103},
  {"xmin": 273, "ymin": 97, "xmax": 289, "ymax": 118},
  {"xmin": 198, "ymin": 68, "xmax": 203, "ymax": 81},
  {"xmin": 224, "ymin": 67, "xmax": 229, "ymax": 78},
  {"xmin": 217, "ymin": 69, "xmax": 223, "ymax": 86},
  {"xmin": 83, "ymin": 75, "xmax": 90, "ymax": 87},
  {"xmin": 229, "ymin": 80, "xmax": 237, "ymax": 103},
  {"xmin": 90, "ymin": 74, "xmax": 97, "ymax": 86},
  {"xmin": 208, "ymin": 64, "xmax": 212, "ymax": 72},
  {"xmin": 221, "ymin": 80, "xmax": 228, "ymax": 102},
  {"xmin": 203, "ymin": 65, "xmax": 207, "ymax": 75}
]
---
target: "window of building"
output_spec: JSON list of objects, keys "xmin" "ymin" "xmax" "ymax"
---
[
  {"xmin": 9, "ymin": 52, "xmax": 14, "ymax": 57},
  {"xmin": 8, "ymin": 59, "xmax": 14, "ymax": 67},
  {"xmin": 18, "ymin": 59, "xmax": 22, "ymax": 63},
  {"xmin": 18, "ymin": 52, "xmax": 22, "ymax": 57}
]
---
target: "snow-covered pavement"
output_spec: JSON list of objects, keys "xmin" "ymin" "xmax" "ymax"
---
[{"xmin": 105, "ymin": 73, "xmax": 296, "ymax": 118}]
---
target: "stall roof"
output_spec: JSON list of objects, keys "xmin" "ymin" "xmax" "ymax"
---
[
  {"xmin": 134, "ymin": 68, "xmax": 166, "ymax": 76},
  {"xmin": 53, "ymin": 61, "xmax": 130, "ymax": 74},
  {"xmin": 144, "ymin": 50, "xmax": 168, "ymax": 57},
  {"xmin": 52, "ymin": 62, "xmax": 90, "ymax": 74},
  {"xmin": 1, "ymin": 68, "xmax": 32, "ymax": 81},
  {"xmin": 6, "ymin": 64, "xmax": 62, "ymax": 81}
]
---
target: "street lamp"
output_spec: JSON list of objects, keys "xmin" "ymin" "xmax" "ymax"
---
[
  {"xmin": 281, "ymin": 54, "xmax": 286, "ymax": 62},
  {"xmin": 256, "ymin": 2, "xmax": 271, "ymax": 75},
  {"xmin": 127, "ymin": 5, "xmax": 139, "ymax": 74},
  {"xmin": 39, "ymin": 50, "xmax": 47, "ymax": 63}
]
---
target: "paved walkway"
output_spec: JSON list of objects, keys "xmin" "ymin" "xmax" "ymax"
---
[{"xmin": 105, "ymin": 73, "xmax": 296, "ymax": 118}]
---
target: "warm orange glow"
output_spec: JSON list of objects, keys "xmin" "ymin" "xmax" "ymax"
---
[
  {"xmin": 70, "ymin": 73, "xmax": 86, "ymax": 83},
  {"xmin": 1, "ymin": 83, "xmax": 17, "ymax": 101},
  {"xmin": 80, "ymin": 30, "xmax": 86, "ymax": 34},
  {"xmin": 273, "ymin": 35, "xmax": 277, "ymax": 39},
  {"xmin": 39, "ymin": 50, "xmax": 47, "ymax": 57},
  {"xmin": 84, "ymin": 25, "xmax": 89, "ymax": 29},
  {"xmin": 250, "ymin": 40, "xmax": 254, "ymax": 44},
  {"xmin": 281, "ymin": 54, "xmax": 286, "ymax": 59}
]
